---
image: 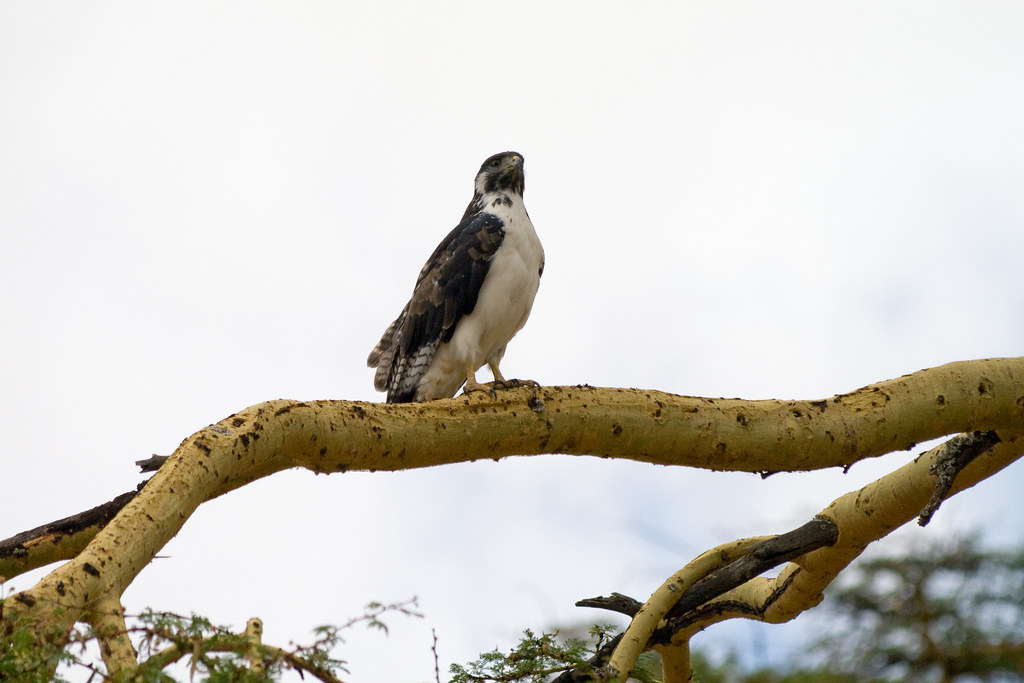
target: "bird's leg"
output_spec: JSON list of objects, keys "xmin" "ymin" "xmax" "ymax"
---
[
  {"xmin": 461, "ymin": 362, "xmax": 496, "ymax": 397},
  {"xmin": 488, "ymin": 360, "xmax": 507, "ymax": 384},
  {"xmin": 463, "ymin": 364, "xmax": 481, "ymax": 392}
]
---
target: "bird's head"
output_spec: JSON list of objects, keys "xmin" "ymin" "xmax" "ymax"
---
[{"xmin": 475, "ymin": 151, "xmax": 525, "ymax": 196}]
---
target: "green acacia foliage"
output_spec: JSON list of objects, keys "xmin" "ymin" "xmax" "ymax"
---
[
  {"xmin": 0, "ymin": 596, "xmax": 419, "ymax": 682},
  {"xmin": 449, "ymin": 624, "xmax": 660, "ymax": 683}
]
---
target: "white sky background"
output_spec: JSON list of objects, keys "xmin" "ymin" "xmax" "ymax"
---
[{"xmin": 2, "ymin": 2, "xmax": 1023, "ymax": 680}]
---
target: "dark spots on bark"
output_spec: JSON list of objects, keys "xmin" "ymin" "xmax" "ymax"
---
[
  {"xmin": 193, "ymin": 439, "xmax": 211, "ymax": 455},
  {"xmin": 937, "ymin": 395, "xmax": 945, "ymax": 405},
  {"xmin": 351, "ymin": 405, "xmax": 367, "ymax": 418},
  {"xmin": 57, "ymin": 581, "xmax": 65, "ymax": 596},
  {"xmin": 336, "ymin": 463, "xmax": 349, "ymax": 472},
  {"xmin": 612, "ymin": 423, "xmax": 623, "ymax": 435},
  {"xmin": 14, "ymin": 592, "xmax": 36, "ymax": 607},
  {"xmin": 239, "ymin": 433, "xmax": 250, "ymax": 448},
  {"xmin": 319, "ymin": 447, "xmax": 327, "ymax": 456},
  {"xmin": 810, "ymin": 400, "xmax": 827, "ymax": 412},
  {"xmin": 83, "ymin": 563, "xmax": 100, "ymax": 577},
  {"xmin": 736, "ymin": 414, "xmax": 748, "ymax": 427},
  {"xmin": 231, "ymin": 417, "xmax": 246, "ymax": 427}
]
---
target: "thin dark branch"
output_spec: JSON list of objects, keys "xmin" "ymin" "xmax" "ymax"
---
[
  {"xmin": 663, "ymin": 517, "xmax": 838, "ymax": 621},
  {"xmin": 548, "ymin": 633, "xmax": 623, "ymax": 683},
  {"xmin": 574, "ymin": 517, "xmax": 840, "ymax": 657},
  {"xmin": 574, "ymin": 593, "xmax": 643, "ymax": 617},
  {"xmin": 0, "ymin": 488, "xmax": 140, "ymax": 561},
  {"xmin": 135, "ymin": 454, "xmax": 169, "ymax": 473},
  {"xmin": 432, "ymin": 629, "xmax": 441, "ymax": 683},
  {"xmin": 1, "ymin": 455, "xmax": 163, "ymax": 575},
  {"xmin": 918, "ymin": 430, "xmax": 1001, "ymax": 526}
]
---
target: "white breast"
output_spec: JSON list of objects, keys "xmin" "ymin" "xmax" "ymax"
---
[{"xmin": 417, "ymin": 194, "xmax": 544, "ymax": 399}]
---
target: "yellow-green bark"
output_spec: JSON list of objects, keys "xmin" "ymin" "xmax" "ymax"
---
[
  {"xmin": 625, "ymin": 429, "xmax": 1024, "ymax": 682},
  {"xmin": 2, "ymin": 357, "xmax": 1023, "ymax": 680}
]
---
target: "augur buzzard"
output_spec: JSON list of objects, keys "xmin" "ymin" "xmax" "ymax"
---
[{"xmin": 367, "ymin": 151, "xmax": 544, "ymax": 403}]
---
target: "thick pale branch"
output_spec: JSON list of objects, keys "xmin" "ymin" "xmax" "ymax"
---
[
  {"xmin": 653, "ymin": 645, "xmax": 692, "ymax": 683},
  {"xmin": 3, "ymin": 358, "xmax": 1022, "ymax": 651},
  {"xmin": 570, "ymin": 430, "xmax": 1022, "ymax": 681},
  {"xmin": 244, "ymin": 617, "xmax": 264, "ymax": 673},
  {"xmin": 602, "ymin": 535, "xmax": 770, "ymax": 679},
  {"xmin": 86, "ymin": 598, "xmax": 136, "ymax": 676},
  {"xmin": 665, "ymin": 428, "xmax": 1024, "ymax": 641},
  {"xmin": 583, "ymin": 521, "xmax": 838, "ymax": 680}
]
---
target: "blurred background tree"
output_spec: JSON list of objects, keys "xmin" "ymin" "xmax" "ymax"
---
[
  {"xmin": 451, "ymin": 535, "xmax": 1024, "ymax": 683},
  {"xmin": 807, "ymin": 535, "xmax": 1024, "ymax": 682}
]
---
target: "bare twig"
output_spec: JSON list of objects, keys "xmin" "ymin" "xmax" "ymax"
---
[{"xmin": 918, "ymin": 430, "xmax": 1001, "ymax": 526}]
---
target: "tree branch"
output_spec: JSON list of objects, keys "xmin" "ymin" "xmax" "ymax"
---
[
  {"xmin": 662, "ymin": 429, "xmax": 1021, "ymax": 639},
  {"xmin": 0, "ymin": 488, "xmax": 141, "ymax": 581},
  {"xmin": 918, "ymin": 429, "xmax": 1001, "ymax": 526},
  {"xmin": 568, "ymin": 428, "xmax": 1018, "ymax": 681},
  {"xmin": 142, "ymin": 620, "xmax": 344, "ymax": 683},
  {"xmin": 586, "ymin": 536, "xmax": 772, "ymax": 680},
  {"xmin": 2, "ymin": 358, "xmax": 1022, "ymax": 667},
  {"xmin": 578, "ymin": 521, "xmax": 837, "ymax": 680},
  {"xmin": 85, "ymin": 597, "xmax": 137, "ymax": 677}
]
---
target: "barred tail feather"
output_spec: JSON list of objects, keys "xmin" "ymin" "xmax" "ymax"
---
[
  {"xmin": 367, "ymin": 308, "xmax": 405, "ymax": 368},
  {"xmin": 387, "ymin": 341, "xmax": 438, "ymax": 403}
]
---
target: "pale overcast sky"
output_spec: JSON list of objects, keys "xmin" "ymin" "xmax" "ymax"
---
[{"xmin": 2, "ymin": 2, "xmax": 1023, "ymax": 680}]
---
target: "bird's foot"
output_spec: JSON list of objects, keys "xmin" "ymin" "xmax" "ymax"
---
[
  {"xmin": 462, "ymin": 379, "xmax": 498, "ymax": 399},
  {"xmin": 491, "ymin": 378, "xmax": 542, "ymax": 391}
]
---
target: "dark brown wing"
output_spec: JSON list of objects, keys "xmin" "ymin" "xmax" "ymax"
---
[{"xmin": 368, "ymin": 212, "xmax": 505, "ymax": 402}]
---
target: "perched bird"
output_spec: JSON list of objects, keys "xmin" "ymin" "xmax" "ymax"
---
[{"xmin": 367, "ymin": 151, "xmax": 545, "ymax": 403}]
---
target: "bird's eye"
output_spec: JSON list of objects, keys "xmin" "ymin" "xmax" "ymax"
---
[{"xmin": 490, "ymin": 158, "xmax": 502, "ymax": 168}]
